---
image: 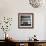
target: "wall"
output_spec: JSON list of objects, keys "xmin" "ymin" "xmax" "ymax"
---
[{"xmin": 0, "ymin": 0, "xmax": 46, "ymax": 40}]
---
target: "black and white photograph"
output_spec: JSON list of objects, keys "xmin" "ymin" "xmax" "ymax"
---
[{"xmin": 18, "ymin": 13, "xmax": 34, "ymax": 28}]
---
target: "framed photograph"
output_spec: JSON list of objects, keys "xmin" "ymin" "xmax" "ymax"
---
[{"xmin": 18, "ymin": 13, "xmax": 34, "ymax": 29}]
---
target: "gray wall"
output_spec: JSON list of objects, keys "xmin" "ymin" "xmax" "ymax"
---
[{"xmin": 0, "ymin": 0, "xmax": 46, "ymax": 40}]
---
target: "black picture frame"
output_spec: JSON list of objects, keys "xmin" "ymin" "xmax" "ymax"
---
[{"xmin": 18, "ymin": 13, "xmax": 34, "ymax": 29}]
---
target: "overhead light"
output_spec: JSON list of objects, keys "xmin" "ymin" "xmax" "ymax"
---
[{"xmin": 29, "ymin": 0, "xmax": 45, "ymax": 8}]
